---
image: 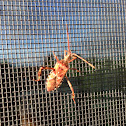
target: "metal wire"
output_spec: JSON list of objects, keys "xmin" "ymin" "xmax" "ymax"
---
[{"xmin": 0, "ymin": 0, "xmax": 126, "ymax": 125}]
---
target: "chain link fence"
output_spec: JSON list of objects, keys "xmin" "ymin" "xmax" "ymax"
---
[{"xmin": 0, "ymin": 0, "xmax": 126, "ymax": 125}]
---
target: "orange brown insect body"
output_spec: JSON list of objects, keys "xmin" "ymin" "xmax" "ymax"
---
[{"xmin": 34, "ymin": 24, "xmax": 95, "ymax": 104}]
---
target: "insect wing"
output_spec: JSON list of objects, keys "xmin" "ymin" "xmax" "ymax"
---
[
  {"xmin": 55, "ymin": 72, "xmax": 65, "ymax": 88},
  {"xmin": 46, "ymin": 71, "xmax": 57, "ymax": 91},
  {"xmin": 55, "ymin": 61, "xmax": 69, "ymax": 88}
]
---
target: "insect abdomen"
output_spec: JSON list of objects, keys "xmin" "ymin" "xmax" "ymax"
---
[
  {"xmin": 55, "ymin": 61, "xmax": 69, "ymax": 88},
  {"xmin": 46, "ymin": 61, "xmax": 68, "ymax": 91},
  {"xmin": 46, "ymin": 71, "xmax": 57, "ymax": 91}
]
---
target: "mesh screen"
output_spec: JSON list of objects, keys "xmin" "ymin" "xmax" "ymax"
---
[{"xmin": 0, "ymin": 0, "xmax": 126, "ymax": 126}]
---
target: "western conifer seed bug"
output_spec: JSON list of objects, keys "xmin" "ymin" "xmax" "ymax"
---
[{"xmin": 34, "ymin": 24, "xmax": 95, "ymax": 104}]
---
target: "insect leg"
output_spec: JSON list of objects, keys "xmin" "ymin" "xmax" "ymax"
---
[
  {"xmin": 72, "ymin": 53, "xmax": 95, "ymax": 69},
  {"xmin": 53, "ymin": 51, "xmax": 59, "ymax": 61},
  {"xmin": 65, "ymin": 75, "xmax": 76, "ymax": 104},
  {"xmin": 69, "ymin": 68, "xmax": 80, "ymax": 72},
  {"xmin": 68, "ymin": 56, "xmax": 77, "ymax": 63},
  {"xmin": 34, "ymin": 67, "xmax": 55, "ymax": 81}
]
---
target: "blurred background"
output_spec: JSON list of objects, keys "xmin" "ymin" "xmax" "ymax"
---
[{"xmin": 0, "ymin": 0, "xmax": 125, "ymax": 125}]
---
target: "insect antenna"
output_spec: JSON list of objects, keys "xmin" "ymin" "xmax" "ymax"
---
[
  {"xmin": 66, "ymin": 24, "xmax": 71, "ymax": 53},
  {"xmin": 66, "ymin": 24, "xmax": 95, "ymax": 69},
  {"xmin": 72, "ymin": 53, "xmax": 95, "ymax": 69}
]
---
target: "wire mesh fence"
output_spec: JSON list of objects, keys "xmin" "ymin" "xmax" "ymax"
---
[{"xmin": 0, "ymin": 0, "xmax": 126, "ymax": 126}]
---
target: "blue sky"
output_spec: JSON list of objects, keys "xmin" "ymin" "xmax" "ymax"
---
[{"xmin": 0, "ymin": 0, "xmax": 125, "ymax": 66}]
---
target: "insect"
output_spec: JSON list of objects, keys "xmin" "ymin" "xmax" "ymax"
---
[{"xmin": 34, "ymin": 24, "xmax": 95, "ymax": 104}]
